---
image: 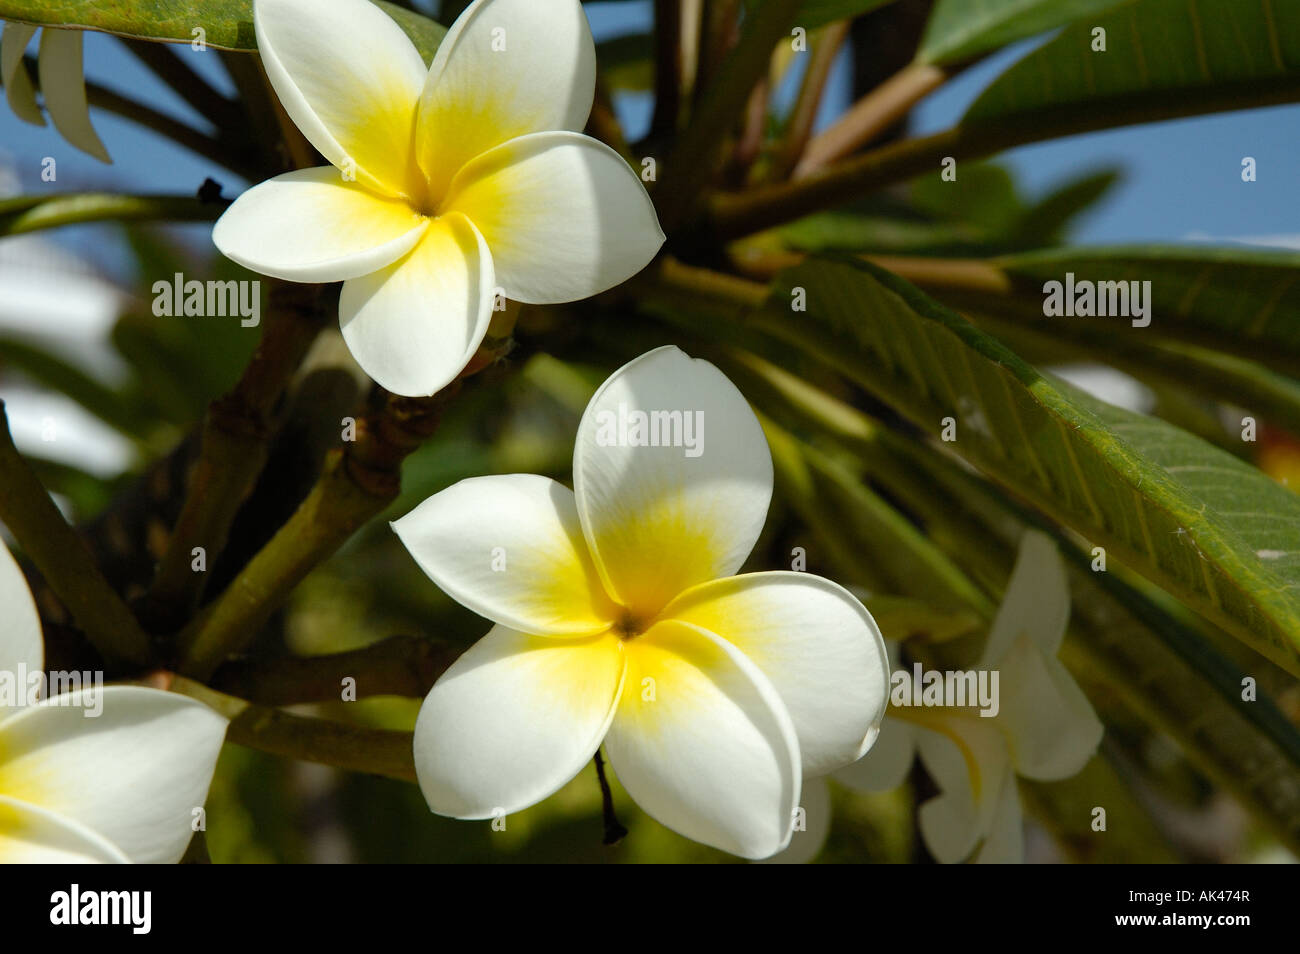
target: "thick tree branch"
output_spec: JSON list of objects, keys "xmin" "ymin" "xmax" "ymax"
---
[
  {"xmin": 212, "ymin": 634, "xmax": 458, "ymax": 705},
  {"xmin": 175, "ymin": 311, "xmax": 518, "ymax": 680},
  {"xmin": 0, "ymin": 403, "xmax": 152, "ymax": 665},
  {"xmin": 170, "ymin": 677, "xmax": 416, "ymax": 782},
  {"xmin": 141, "ymin": 282, "xmax": 326, "ymax": 633}
]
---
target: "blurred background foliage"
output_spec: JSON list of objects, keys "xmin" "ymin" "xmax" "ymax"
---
[{"xmin": 1, "ymin": 0, "xmax": 1299, "ymax": 862}]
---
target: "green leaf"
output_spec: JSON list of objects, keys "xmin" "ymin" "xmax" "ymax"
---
[
  {"xmin": 0, "ymin": 193, "xmax": 221, "ymax": 236},
  {"xmin": 918, "ymin": 0, "xmax": 1133, "ymax": 65},
  {"xmin": 762, "ymin": 256, "xmax": 1300, "ymax": 674},
  {"xmin": 992, "ymin": 246, "xmax": 1300, "ymax": 375},
  {"xmin": 0, "ymin": 1, "xmax": 445, "ymax": 61},
  {"xmin": 964, "ymin": 0, "xmax": 1300, "ymax": 124},
  {"xmin": 796, "ymin": 0, "xmax": 898, "ymax": 29}
]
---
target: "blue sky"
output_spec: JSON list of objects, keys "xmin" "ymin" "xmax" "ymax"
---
[{"xmin": 2, "ymin": 0, "xmax": 1299, "ymax": 278}]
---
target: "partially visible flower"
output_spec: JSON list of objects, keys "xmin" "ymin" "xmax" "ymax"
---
[
  {"xmin": 0, "ymin": 543, "xmax": 227, "ymax": 862},
  {"xmin": 773, "ymin": 530, "xmax": 1103, "ymax": 864},
  {"xmin": 393, "ymin": 347, "xmax": 890, "ymax": 859},
  {"xmin": 214, "ymin": 0, "xmax": 665, "ymax": 397},
  {"xmin": 1, "ymin": 22, "xmax": 110, "ymax": 162}
]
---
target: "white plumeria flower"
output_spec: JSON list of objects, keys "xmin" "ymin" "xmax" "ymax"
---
[
  {"xmin": 393, "ymin": 347, "xmax": 890, "ymax": 859},
  {"xmin": 0, "ymin": 542, "xmax": 228, "ymax": 862},
  {"xmin": 774, "ymin": 530, "xmax": 1103, "ymax": 863},
  {"xmin": 213, "ymin": 0, "xmax": 665, "ymax": 397},
  {"xmin": 1, "ymin": 22, "xmax": 110, "ymax": 162}
]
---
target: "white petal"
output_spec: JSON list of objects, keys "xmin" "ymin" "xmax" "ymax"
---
[
  {"xmin": 835, "ymin": 715, "xmax": 917, "ymax": 792},
  {"xmin": 914, "ymin": 717, "xmax": 1009, "ymax": 864},
  {"xmin": 416, "ymin": 0, "xmax": 596, "ymax": 197},
  {"xmin": 443, "ymin": 131, "xmax": 663, "ymax": 303},
  {"xmin": 757, "ymin": 775, "xmax": 832, "ymax": 865},
  {"xmin": 38, "ymin": 28, "xmax": 109, "ymax": 163},
  {"xmin": 1, "ymin": 21, "xmax": 44, "ymax": 126},
  {"xmin": 412, "ymin": 625, "xmax": 624, "ymax": 818},
  {"xmin": 393, "ymin": 475, "xmax": 616, "ymax": 636},
  {"xmin": 0, "ymin": 687, "xmax": 228, "ymax": 863},
  {"xmin": 604, "ymin": 620, "xmax": 800, "ymax": 860},
  {"xmin": 0, "ymin": 543, "xmax": 43, "ymax": 708},
  {"xmin": 972, "ymin": 766, "xmax": 1024, "ymax": 864},
  {"xmin": 339, "ymin": 212, "xmax": 494, "ymax": 396},
  {"xmin": 995, "ymin": 640, "xmax": 1103, "ymax": 780},
  {"xmin": 0, "ymin": 795, "xmax": 128, "ymax": 863},
  {"xmin": 981, "ymin": 528, "xmax": 1070, "ymax": 666},
  {"xmin": 663, "ymin": 571, "xmax": 890, "ymax": 776},
  {"xmin": 213, "ymin": 167, "xmax": 428, "ymax": 282},
  {"xmin": 254, "ymin": 0, "xmax": 427, "ymax": 196},
  {"xmin": 573, "ymin": 347, "xmax": 774, "ymax": 617}
]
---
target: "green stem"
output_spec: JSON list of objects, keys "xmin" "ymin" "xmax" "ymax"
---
[
  {"xmin": 140, "ymin": 282, "xmax": 326, "ymax": 634},
  {"xmin": 176, "ymin": 312, "xmax": 518, "ymax": 680},
  {"xmin": 169, "ymin": 677, "xmax": 416, "ymax": 782},
  {"xmin": 0, "ymin": 403, "xmax": 152, "ymax": 665},
  {"xmin": 654, "ymin": 0, "xmax": 804, "ymax": 233},
  {"xmin": 0, "ymin": 191, "xmax": 226, "ymax": 237}
]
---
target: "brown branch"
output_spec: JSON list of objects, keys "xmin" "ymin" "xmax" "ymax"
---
[
  {"xmin": 140, "ymin": 282, "xmax": 326, "ymax": 634},
  {"xmin": 175, "ymin": 310, "xmax": 518, "ymax": 680},
  {"xmin": 794, "ymin": 60, "xmax": 947, "ymax": 178},
  {"xmin": 0, "ymin": 403, "xmax": 152, "ymax": 665},
  {"xmin": 212, "ymin": 634, "xmax": 458, "ymax": 705},
  {"xmin": 769, "ymin": 21, "xmax": 851, "ymax": 181}
]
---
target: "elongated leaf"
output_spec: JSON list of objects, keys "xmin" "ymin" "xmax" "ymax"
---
[
  {"xmin": 965, "ymin": 0, "xmax": 1300, "ymax": 124},
  {"xmin": 918, "ymin": 0, "xmax": 1133, "ymax": 65},
  {"xmin": 0, "ymin": 1, "xmax": 444, "ymax": 61},
  {"xmin": 751, "ymin": 351, "xmax": 1300, "ymax": 852},
  {"xmin": 761, "ymin": 256, "xmax": 1300, "ymax": 674},
  {"xmin": 988, "ymin": 246, "xmax": 1300, "ymax": 375}
]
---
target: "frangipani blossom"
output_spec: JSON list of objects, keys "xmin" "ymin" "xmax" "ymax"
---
[
  {"xmin": 1, "ymin": 22, "xmax": 110, "ymax": 162},
  {"xmin": 393, "ymin": 347, "xmax": 890, "ymax": 859},
  {"xmin": 214, "ymin": 0, "xmax": 665, "ymax": 397},
  {"xmin": 0, "ymin": 542, "xmax": 228, "ymax": 863},
  {"xmin": 773, "ymin": 531, "xmax": 1103, "ymax": 864}
]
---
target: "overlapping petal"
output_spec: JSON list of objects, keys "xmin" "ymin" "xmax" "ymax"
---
[
  {"xmin": 393, "ymin": 474, "xmax": 616, "ymax": 636},
  {"xmin": 0, "ymin": 795, "xmax": 128, "ymax": 863},
  {"xmin": 1, "ymin": 22, "xmax": 44, "ymax": 126},
  {"xmin": 38, "ymin": 28, "xmax": 109, "ymax": 163},
  {"xmin": 981, "ymin": 528, "xmax": 1070, "ymax": 666},
  {"xmin": 662, "ymin": 571, "xmax": 889, "ymax": 776},
  {"xmin": 604, "ymin": 620, "xmax": 800, "ymax": 859},
  {"xmin": 416, "ymin": 0, "xmax": 596, "ymax": 197},
  {"xmin": 573, "ymin": 347, "xmax": 774, "ymax": 617},
  {"xmin": 255, "ymin": 0, "xmax": 427, "ymax": 196},
  {"xmin": 443, "ymin": 131, "xmax": 664, "ymax": 303},
  {"xmin": 0, "ymin": 543, "xmax": 43, "ymax": 704},
  {"xmin": 413, "ymin": 625, "xmax": 624, "ymax": 818},
  {"xmin": 994, "ymin": 640, "xmax": 1103, "ymax": 780},
  {"xmin": 0, "ymin": 687, "xmax": 227, "ymax": 863},
  {"xmin": 213, "ymin": 167, "xmax": 429, "ymax": 282},
  {"xmin": 339, "ymin": 211, "xmax": 493, "ymax": 396},
  {"xmin": 914, "ymin": 717, "xmax": 1012, "ymax": 864},
  {"xmin": 836, "ymin": 716, "xmax": 917, "ymax": 792}
]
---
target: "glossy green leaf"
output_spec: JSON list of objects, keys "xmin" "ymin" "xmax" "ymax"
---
[
  {"xmin": 763, "ymin": 256, "xmax": 1300, "ymax": 674},
  {"xmin": 964, "ymin": 0, "xmax": 1300, "ymax": 123},
  {"xmin": 918, "ymin": 0, "xmax": 1133, "ymax": 65},
  {"xmin": 992, "ymin": 246, "xmax": 1300, "ymax": 374},
  {"xmin": 0, "ymin": 1, "xmax": 445, "ymax": 61}
]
